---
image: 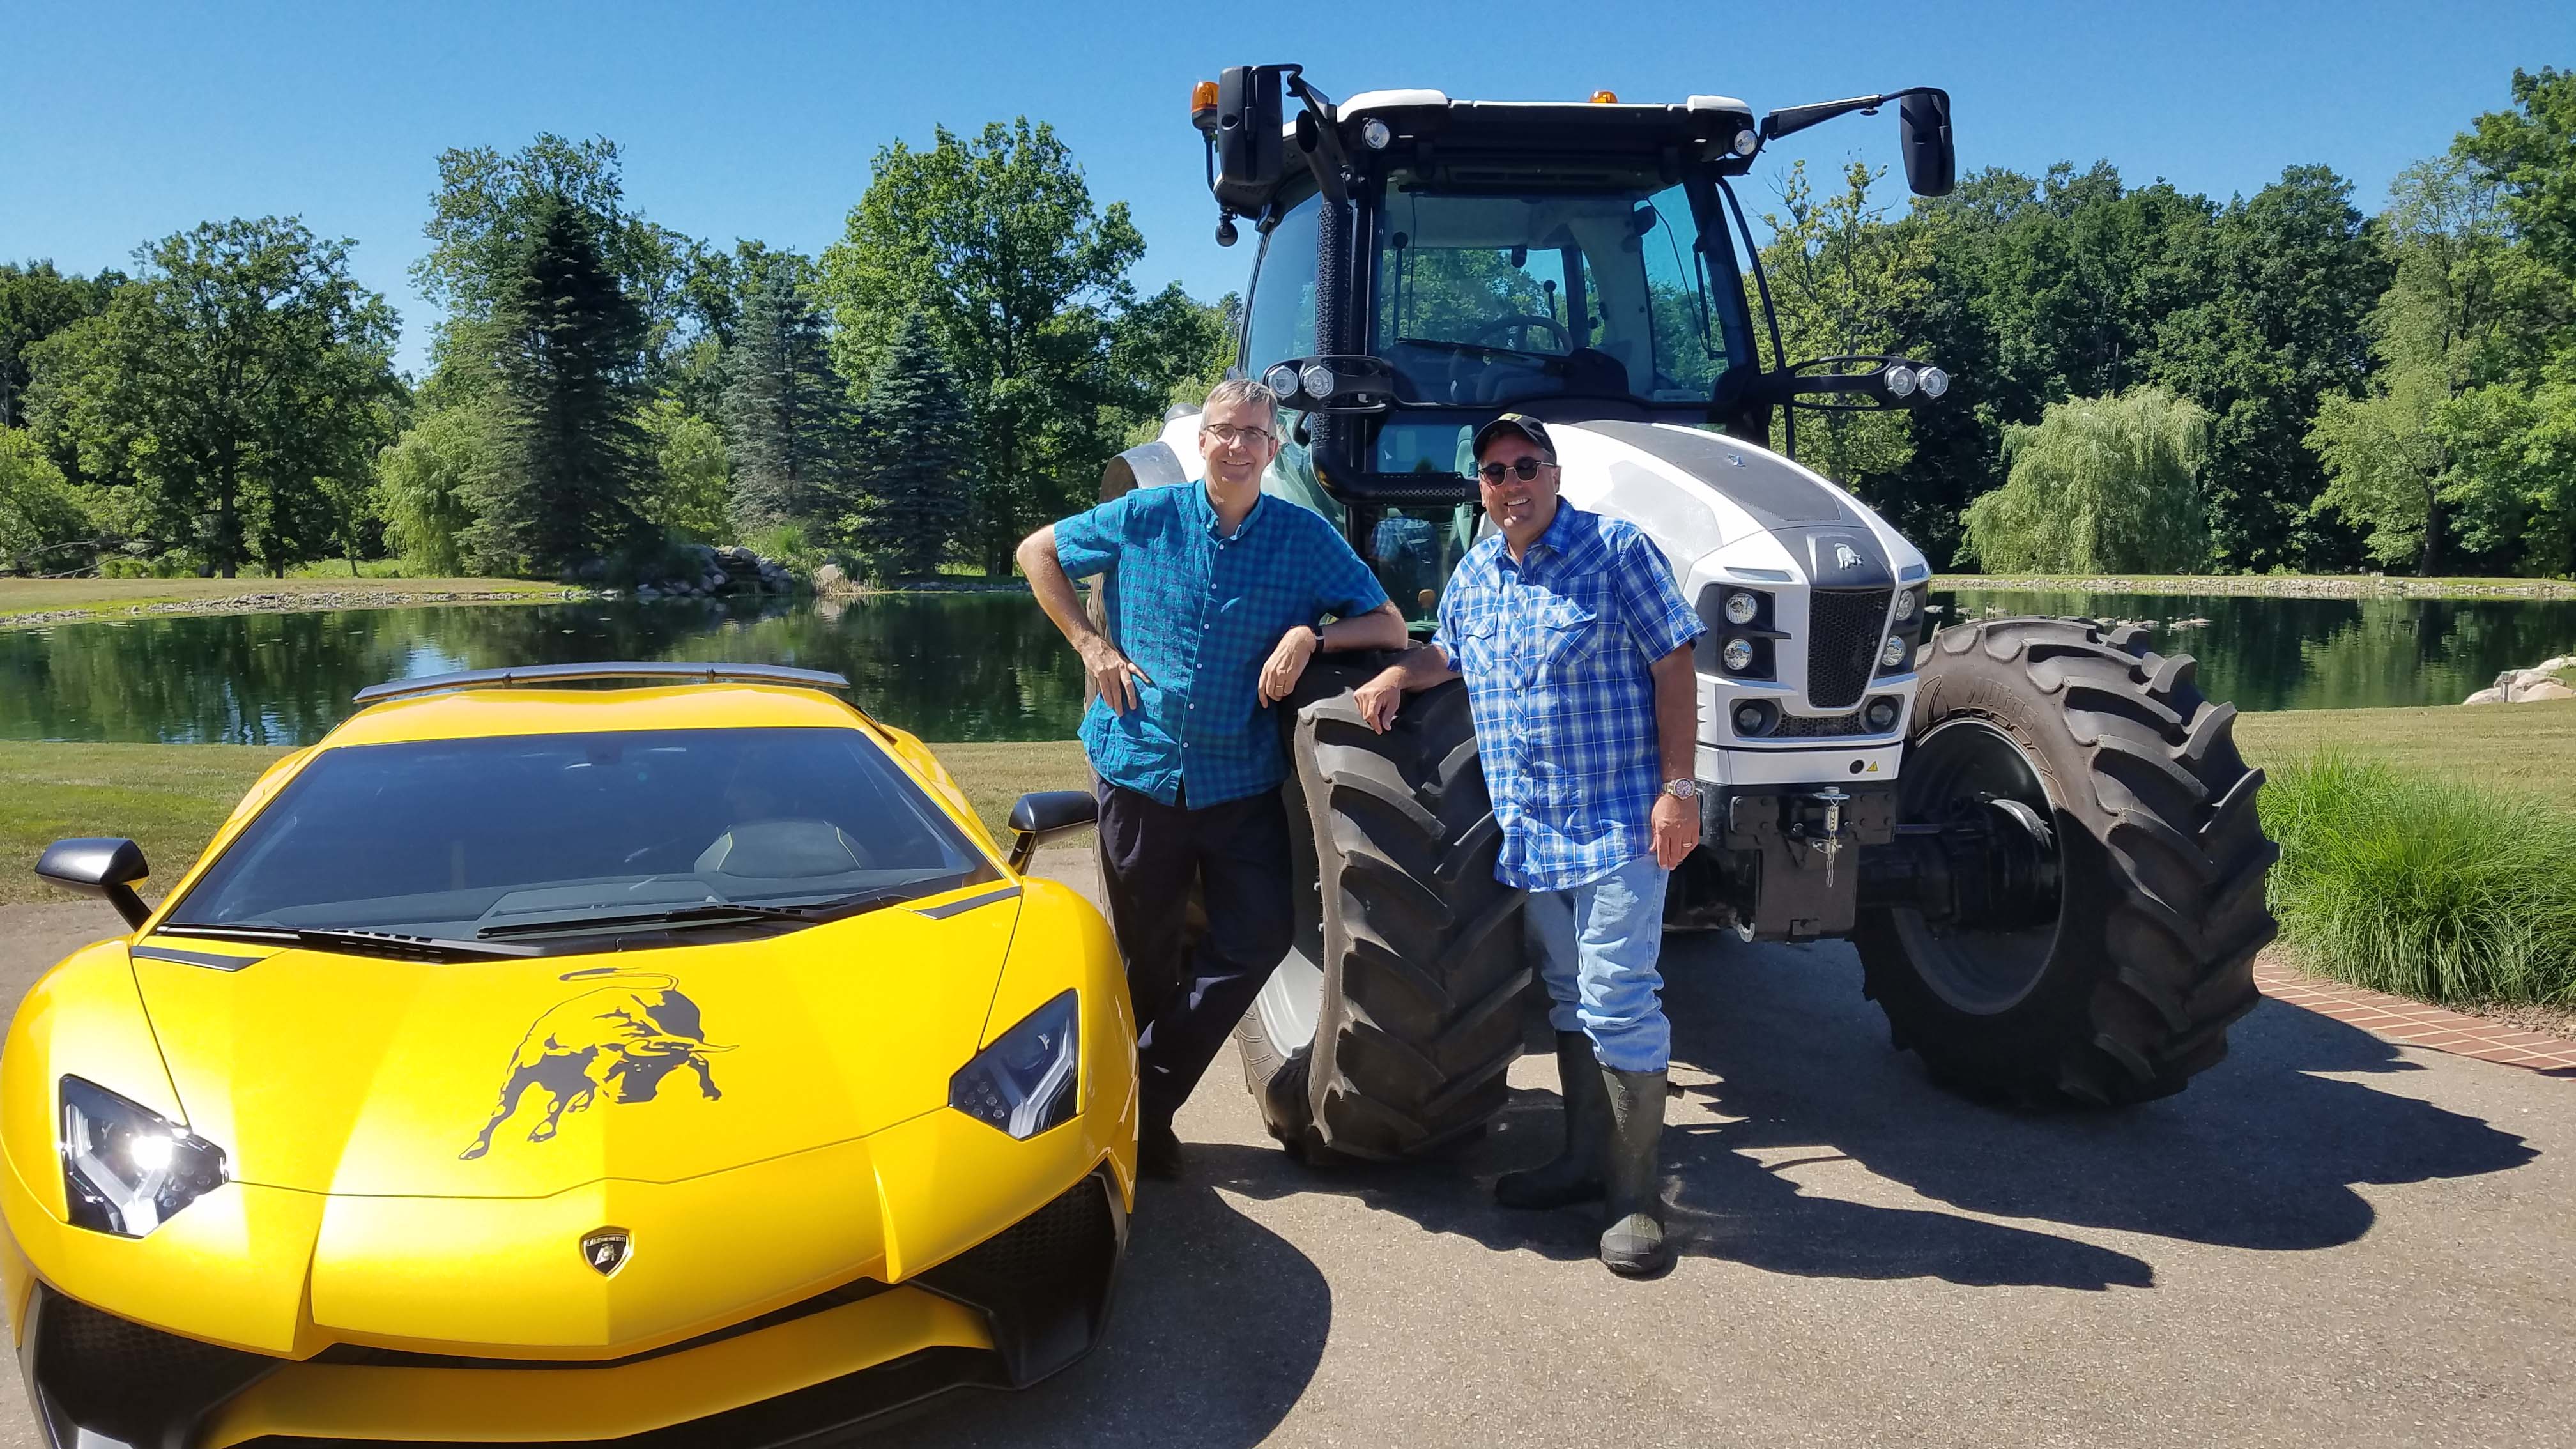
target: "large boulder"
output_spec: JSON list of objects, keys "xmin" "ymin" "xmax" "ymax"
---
[
  {"xmin": 2510, "ymin": 678, "xmax": 2575, "ymax": 703},
  {"xmin": 813, "ymin": 563, "xmax": 850, "ymax": 594},
  {"xmin": 2464, "ymin": 686, "xmax": 2509, "ymax": 705}
]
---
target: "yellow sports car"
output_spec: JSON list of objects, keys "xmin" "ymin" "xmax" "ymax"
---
[{"xmin": 6, "ymin": 661, "xmax": 1133, "ymax": 1448}]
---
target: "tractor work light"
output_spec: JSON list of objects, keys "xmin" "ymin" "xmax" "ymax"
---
[
  {"xmin": 1865, "ymin": 697, "xmax": 1901, "ymax": 732},
  {"xmin": 1361, "ymin": 118, "xmax": 1392, "ymax": 150},
  {"xmin": 1919, "ymin": 367, "xmax": 1951, "ymax": 399},
  {"xmin": 1300, "ymin": 361, "xmax": 1338, "ymax": 400},
  {"xmin": 1732, "ymin": 128, "xmax": 1759, "ymax": 157},
  {"xmin": 1723, "ymin": 590, "xmax": 1759, "ymax": 625},
  {"xmin": 1880, "ymin": 634, "xmax": 1909, "ymax": 670},
  {"xmin": 1884, "ymin": 364, "xmax": 1918, "ymax": 399},
  {"xmin": 1262, "ymin": 362, "xmax": 1303, "ymax": 400},
  {"xmin": 1722, "ymin": 638, "xmax": 1756, "ymax": 673}
]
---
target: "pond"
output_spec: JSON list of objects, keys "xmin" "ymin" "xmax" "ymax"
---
[{"xmin": 2, "ymin": 588, "xmax": 2570, "ymax": 746}]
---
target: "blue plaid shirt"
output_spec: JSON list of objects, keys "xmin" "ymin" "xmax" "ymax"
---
[
  {"xmin": 1055, "ymin": 482, "xmax": 1388, "ymax": 808},
  {"xmin": 1432, "ymin": 504, "xmax": 1705, "ymax": 891}
]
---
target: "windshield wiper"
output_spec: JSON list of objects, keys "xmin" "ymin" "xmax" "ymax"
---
[
  {"xmin": 474, "ymin": 887, "xmax": 916, "ymax": 941},
  {"xmin": 156, "ymin": 923, "xmax": 540, "ymax": 962}
]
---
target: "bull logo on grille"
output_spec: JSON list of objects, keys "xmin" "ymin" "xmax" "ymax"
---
[
  {"xmin": 1834, "ymin": 543, "xmax": 1863, "ymax": 571},
  {"xmin": 461, "ymin": 969, "xmax": 735, "ymax": 1160}
]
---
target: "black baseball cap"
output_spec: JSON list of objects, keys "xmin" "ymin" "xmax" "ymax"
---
[{"xmin": 1471, "ymin": 413, "xmax": 1554, "ymax": 461}]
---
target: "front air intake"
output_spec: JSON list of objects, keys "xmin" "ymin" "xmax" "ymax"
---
[{"xmin": 1806, "ymin": 589, "xmax": 1894, "ymax": 709}]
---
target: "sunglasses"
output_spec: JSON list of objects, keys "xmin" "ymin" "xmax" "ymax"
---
[{"xmin": 1472, "ymin": 457, "xmax": 1556, "ymax": 484}]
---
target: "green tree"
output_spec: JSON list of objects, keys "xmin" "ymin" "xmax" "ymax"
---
[
  {"xmin": 819, "ymin": 118, "xmax": 1147, "ymax": 574},
  {"xmin": 0, "ymin": 427, "xmax": 93, "ymax": 573},
  {"xmin": 1110, "ymin": 284, "xmax": 1239, "ymax": 443},
  {"xmin": 722, "ymin": 256, "xmax": 854, "ymax": 531},
  {"xmin": 1959, "ymin": 387, "xmax": 2212, "ymax": 574},
  {"xmin": 2310, "ymin": 157, "xmax": 2512, "ymax": 573},
  {"xmin": 1, "ymin": 261, "xmax": 121, "ymax": 430},
  {"xmin": 375, "ymin": 406, "xmax": 493, "ymax": 575},
  {"xmin": 466, "ymin": 195, "xmax": 649, "ymax": 576},
  {"xmin": 640, "ymin": 397, "xmax": 730, "ymax": 544},
  {"xmin": 850, "ymin": 310, "xmax": 972, "ymax": 577},
  {"xmin": 1757, "ymin": 160, "xmax": 1933, "ymax": 491},
  {"xmin": 21, "ymin": 218, "xmax": 399, "ymax": 576}
]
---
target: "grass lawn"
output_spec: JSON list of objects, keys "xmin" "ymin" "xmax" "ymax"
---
[
  {"xmin": 2234, "ymin": 698, "xmax": 2576, "ymax": 813},
  {"xmin": 1935, "ymin": 572, "xmax": 2576, "ymax": 599},
  {"xmin": 0, "ymin": 574, "xmax": 576, "ymax": 625}
]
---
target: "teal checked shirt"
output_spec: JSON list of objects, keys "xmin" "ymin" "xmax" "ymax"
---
[{"xmin": 1054, "ymin": 482, "xmax": 1389, "ymax": 809}]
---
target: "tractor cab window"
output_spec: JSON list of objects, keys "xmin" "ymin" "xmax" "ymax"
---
[
  {"xmin": 1371, "ymin": 173, "xmax": 1736, "ymax": 408},
  {"xmin": 1242, "ymin": 191, "xmax": 1323, "ymax": 379}
]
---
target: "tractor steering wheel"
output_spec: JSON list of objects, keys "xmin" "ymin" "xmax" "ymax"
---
[{"xmin": 1468, "ymin": 314, "xmax": 1572, "ymax": 354}]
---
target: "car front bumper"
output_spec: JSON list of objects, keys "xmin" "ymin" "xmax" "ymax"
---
[{"xmin": 13, "ymin": 1164, "xmax": 1125, "ymax": 1449}]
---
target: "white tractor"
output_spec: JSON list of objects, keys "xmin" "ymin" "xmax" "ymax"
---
[{"xmin": 1101, "ymin": 68, "xmax": 2278, "ymax": 1162}]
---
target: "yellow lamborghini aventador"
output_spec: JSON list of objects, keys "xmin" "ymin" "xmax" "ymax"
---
[{"xmin": 4, "ymin": 661, "xmax": 1135, "ymax": 1448}]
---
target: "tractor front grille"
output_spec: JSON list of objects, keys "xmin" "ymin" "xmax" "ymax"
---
[{"xmin": 1806, "ymin": 588, "xmax": 1894, "ymax": 709}]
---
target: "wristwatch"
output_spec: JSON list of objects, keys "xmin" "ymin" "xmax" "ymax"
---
[{"xmin": 1662, "ymin": 778, "xmax": 1700, "ymax": 801}]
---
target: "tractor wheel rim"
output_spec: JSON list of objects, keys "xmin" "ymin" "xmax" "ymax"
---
[{"xmin": 1892, "ymin": 716, "xmax": 2065, "ymax": 1015}]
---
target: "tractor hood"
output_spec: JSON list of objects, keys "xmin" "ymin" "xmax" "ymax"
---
[{"xmin": 126, "ymin": 894, "xmax": 1024, "ymax": 1199}]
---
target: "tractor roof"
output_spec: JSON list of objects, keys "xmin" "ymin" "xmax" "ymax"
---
[{"xmin": 1330, "ymin": 89, "xmax": 1759, "ymax": 166}]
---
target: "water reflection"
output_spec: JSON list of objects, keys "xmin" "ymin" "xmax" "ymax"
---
[
  {"xmin": 1935, "ymin": 590, "xmax": 2576, "ymax": 714},
  {"xmin": 3, "ymin": 590, "xmax": 2570, "ymax": 746},
  {"xmin": 0, "ymin": 594, "xmax": 1089, "ymax": 746}
]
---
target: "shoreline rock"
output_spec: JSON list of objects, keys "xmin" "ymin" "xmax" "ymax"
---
[{"xmin": 2464, "ymin": 654, "xmax": 2576, "ymax": 705}]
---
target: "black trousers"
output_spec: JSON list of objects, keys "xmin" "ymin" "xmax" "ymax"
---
[{"xmin": 1096, "ymin": 782, "xmax": 1294, "ymax": 1131}]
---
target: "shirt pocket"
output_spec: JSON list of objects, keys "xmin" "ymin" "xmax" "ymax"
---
[
  {"xmin": 1457, "ymin": 607, "xmax": 1505, "ymax": 678},
  {"xmin": 1535, "ymin": 593, "xmax": 1605, "ymax": 676}
]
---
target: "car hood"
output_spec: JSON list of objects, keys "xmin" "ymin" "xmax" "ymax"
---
[{"xmin": 128, "ymin": 893, "xmax": 1023, "ymax": 1198}]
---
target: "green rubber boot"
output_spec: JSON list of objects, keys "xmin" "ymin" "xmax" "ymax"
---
[
  {"xmin": 1598, "ymin": 1065, "xmax": 1671, "ymax": 1276},
  {"xmin": 1494, "ymin": 1034, "xmax": 1607, "ymax": 1210}
]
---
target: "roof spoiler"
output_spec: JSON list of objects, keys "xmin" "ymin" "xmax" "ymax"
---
[{"xmin": 351, "ymin": 661, "xmax": 853, "ymax": 707}]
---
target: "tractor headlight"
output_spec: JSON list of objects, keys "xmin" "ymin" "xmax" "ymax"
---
[
  {"xmin": 1721, "ymin": 638, "xmax": 1756, "ymax": 673},
  {"xmin": 1880, "ymin": 634, "xmax": 1909, "ymax": 669},
  {"xmin": 59, "ymin": 1076, "xmax": 228, "ymax": 1238},
  {"xmin": 1883, "ymin": 364, "xmax": 1918, "ymax": 399},
  {"xmin": 951, "ymin": 991, "xmax": 1079, "ymax": 1139},
  {"xmin": 1262, "ymin": 362, "xmax": 1303, "ymax": 400},
  {"xmin": 1892, "ymin": 588, "xmax": 1919, "ymax": 622},
  {"xmin": 1722, "ymin": 590, "xmax": 1758, "ymax": 625},
  {"xmin": 1299, "ymin": 361, "xmax": 1338, "ymax": 400},
  {"xmin": 1919, "ymin": 367, "xmax": 1950, "ymax": 399}
]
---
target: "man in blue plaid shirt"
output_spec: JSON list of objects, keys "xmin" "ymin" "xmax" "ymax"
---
[
  {"xmin": 1354, "ymin": 413, "xmax": 1703, "ymax": 1276},
  {"xmin": 1019, "ymin": 378, "xmax": 1404, "ymax": 1181}
]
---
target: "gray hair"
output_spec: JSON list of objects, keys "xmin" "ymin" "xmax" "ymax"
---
[{"xmin": 1202, "ymin": 376, "xmax": 1282, "ymax": 429}]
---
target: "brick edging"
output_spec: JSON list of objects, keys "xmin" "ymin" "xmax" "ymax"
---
[{"xmin": 2254, "ymin": 961, "xmax": 2576, "ymax": 1073}]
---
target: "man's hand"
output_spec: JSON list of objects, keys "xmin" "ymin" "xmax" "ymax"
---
[
  {"xmin": 1353, "ymin": 668, "xmax": 1405, "ymax": 732},
  {"xmin": 1258, "ymin": 625, "xmax": 1320, "ymax": 705},
  {"xmin": 1650, "ymin": 790, "xmax": 1696, "ymax": 870},
  {"xmin": 1082, "ymin": 637, "xmax": 1152, "ymax": 715}
]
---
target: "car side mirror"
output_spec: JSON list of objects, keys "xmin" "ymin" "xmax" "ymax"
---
[
  {"xmin": 1213, "ymin": 65, "xmax": 1286, "ymax": 215},
  {"xmin": 1899, "ymin": 89, "xmax": 1954, "ymax": 197},
  {"xmin": 1007, "ymin": 791, "xmax": 1099, "ymax": 873},
  {"xmin": 37, "ymin": 838, "xmax": 152, "ymax": 930}
]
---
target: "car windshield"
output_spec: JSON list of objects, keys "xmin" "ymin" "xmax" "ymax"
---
[
  {"xmin": 165, "ymin": 727, "xmax": 998, "ymax": 947},
  {"xmin": 1370, "ymin": 171, "xmax": 1738, "ymax": 408}
]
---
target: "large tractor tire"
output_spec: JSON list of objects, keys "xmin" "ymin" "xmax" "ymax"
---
[
  {"xmin": 1856, "ymin": 618, "xmax": 2278, "ymax": 1106},
  {"xmin": 1237, "ymin": 681, "xmax": 1530, "ymax": 1161}
]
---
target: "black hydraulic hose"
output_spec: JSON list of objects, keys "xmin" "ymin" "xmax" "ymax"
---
[{"xmin": 1720, "ymin": 177, "xmax": 1794, "ymax": 461}]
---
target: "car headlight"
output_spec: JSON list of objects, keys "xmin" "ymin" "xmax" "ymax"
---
[
  {"xmin": 950, "ymin": 991, "xmax": 1079, "ymax": 1139},
  {"xmin": 59, "ymin": 1075, "xmax": 228, "ymax": 1237}
]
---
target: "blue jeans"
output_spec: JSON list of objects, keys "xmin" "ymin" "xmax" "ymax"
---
[{"xmin": 1522, "ymin": 851, "xmax": 1671, "ymax": 1073}]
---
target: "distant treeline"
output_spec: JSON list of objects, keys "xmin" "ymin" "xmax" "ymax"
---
[
  {"xmin": 0, "ymin": 122, "xmax": 1233, "ymax": 582},
  {"xmin": 2, "ymin": 68, "xmax": 2570, "ymax": 583},
  {"xmin": 1765, "ymin": 66, "xmax": 2575, "ymax": 579}
]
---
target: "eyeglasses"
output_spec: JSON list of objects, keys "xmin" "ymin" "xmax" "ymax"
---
[
  {"xmin": 1472, "ymin": 457, "xmax": 1556, "ymax": 484},
  {"xmin": 1202, "ymin": 424, "xmax": 1276, "ymax": 450}
]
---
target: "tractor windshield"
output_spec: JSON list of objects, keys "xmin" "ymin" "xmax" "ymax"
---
[{"xmin": 1369, "ymin": 171, "xmax": 1743, "ymax": 410}]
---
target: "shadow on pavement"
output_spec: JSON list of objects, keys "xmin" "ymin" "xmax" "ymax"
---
[
  {"xmin": 1202, "ymin": 936, "xmax": 2537, "ymax": 1289},
  {"xmin": 877, "ymin": 1179, "xmax": 1329, "ymax": 1448}
]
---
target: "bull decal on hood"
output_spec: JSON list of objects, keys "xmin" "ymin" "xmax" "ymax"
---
[{"xmin": 461, "ymin": 968, "xmax": 735, "ymax": 1160}]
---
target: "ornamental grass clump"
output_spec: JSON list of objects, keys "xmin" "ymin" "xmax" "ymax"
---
[{"xmin": 2260, "ymin": 752, "xmax": 2576, "ymax": 1004}]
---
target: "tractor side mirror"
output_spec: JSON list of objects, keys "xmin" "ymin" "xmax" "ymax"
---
[
  {"xmin": 1007, "ymin": 791, "xmax": 1098, "ymax": 873},
  {"xmin": 1898, "ymin": 89, "xmax": 1954, "ymax": 197},
  {"xmin": 37, "ymin": 837, "xmax": 153, "ymax": 930},
  {"xmin": 1213, "ymin": 66, "xmax": 1286, "ymax": 214}
]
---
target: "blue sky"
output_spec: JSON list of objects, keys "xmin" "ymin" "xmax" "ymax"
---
[{"xmin": 6, "ymin": 1, "xmax": 2567, "ymax": 378}]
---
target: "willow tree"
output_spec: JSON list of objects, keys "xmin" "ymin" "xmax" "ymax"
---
[{"xmin": 1959, "ymin": 387, "xmax": 2212, "ymax": 574}]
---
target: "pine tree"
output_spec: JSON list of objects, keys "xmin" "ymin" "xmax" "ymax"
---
[
  {"xmin": 467, "ymin": 194, "xmax": 649, "ymax": 576},
  {"xmin": 721, "ymin": 261, "xmax": 851, "ymax": 532},
  {"xmin": 851, "ymin": 310, "xmax": 970, "ymax": 578}
]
